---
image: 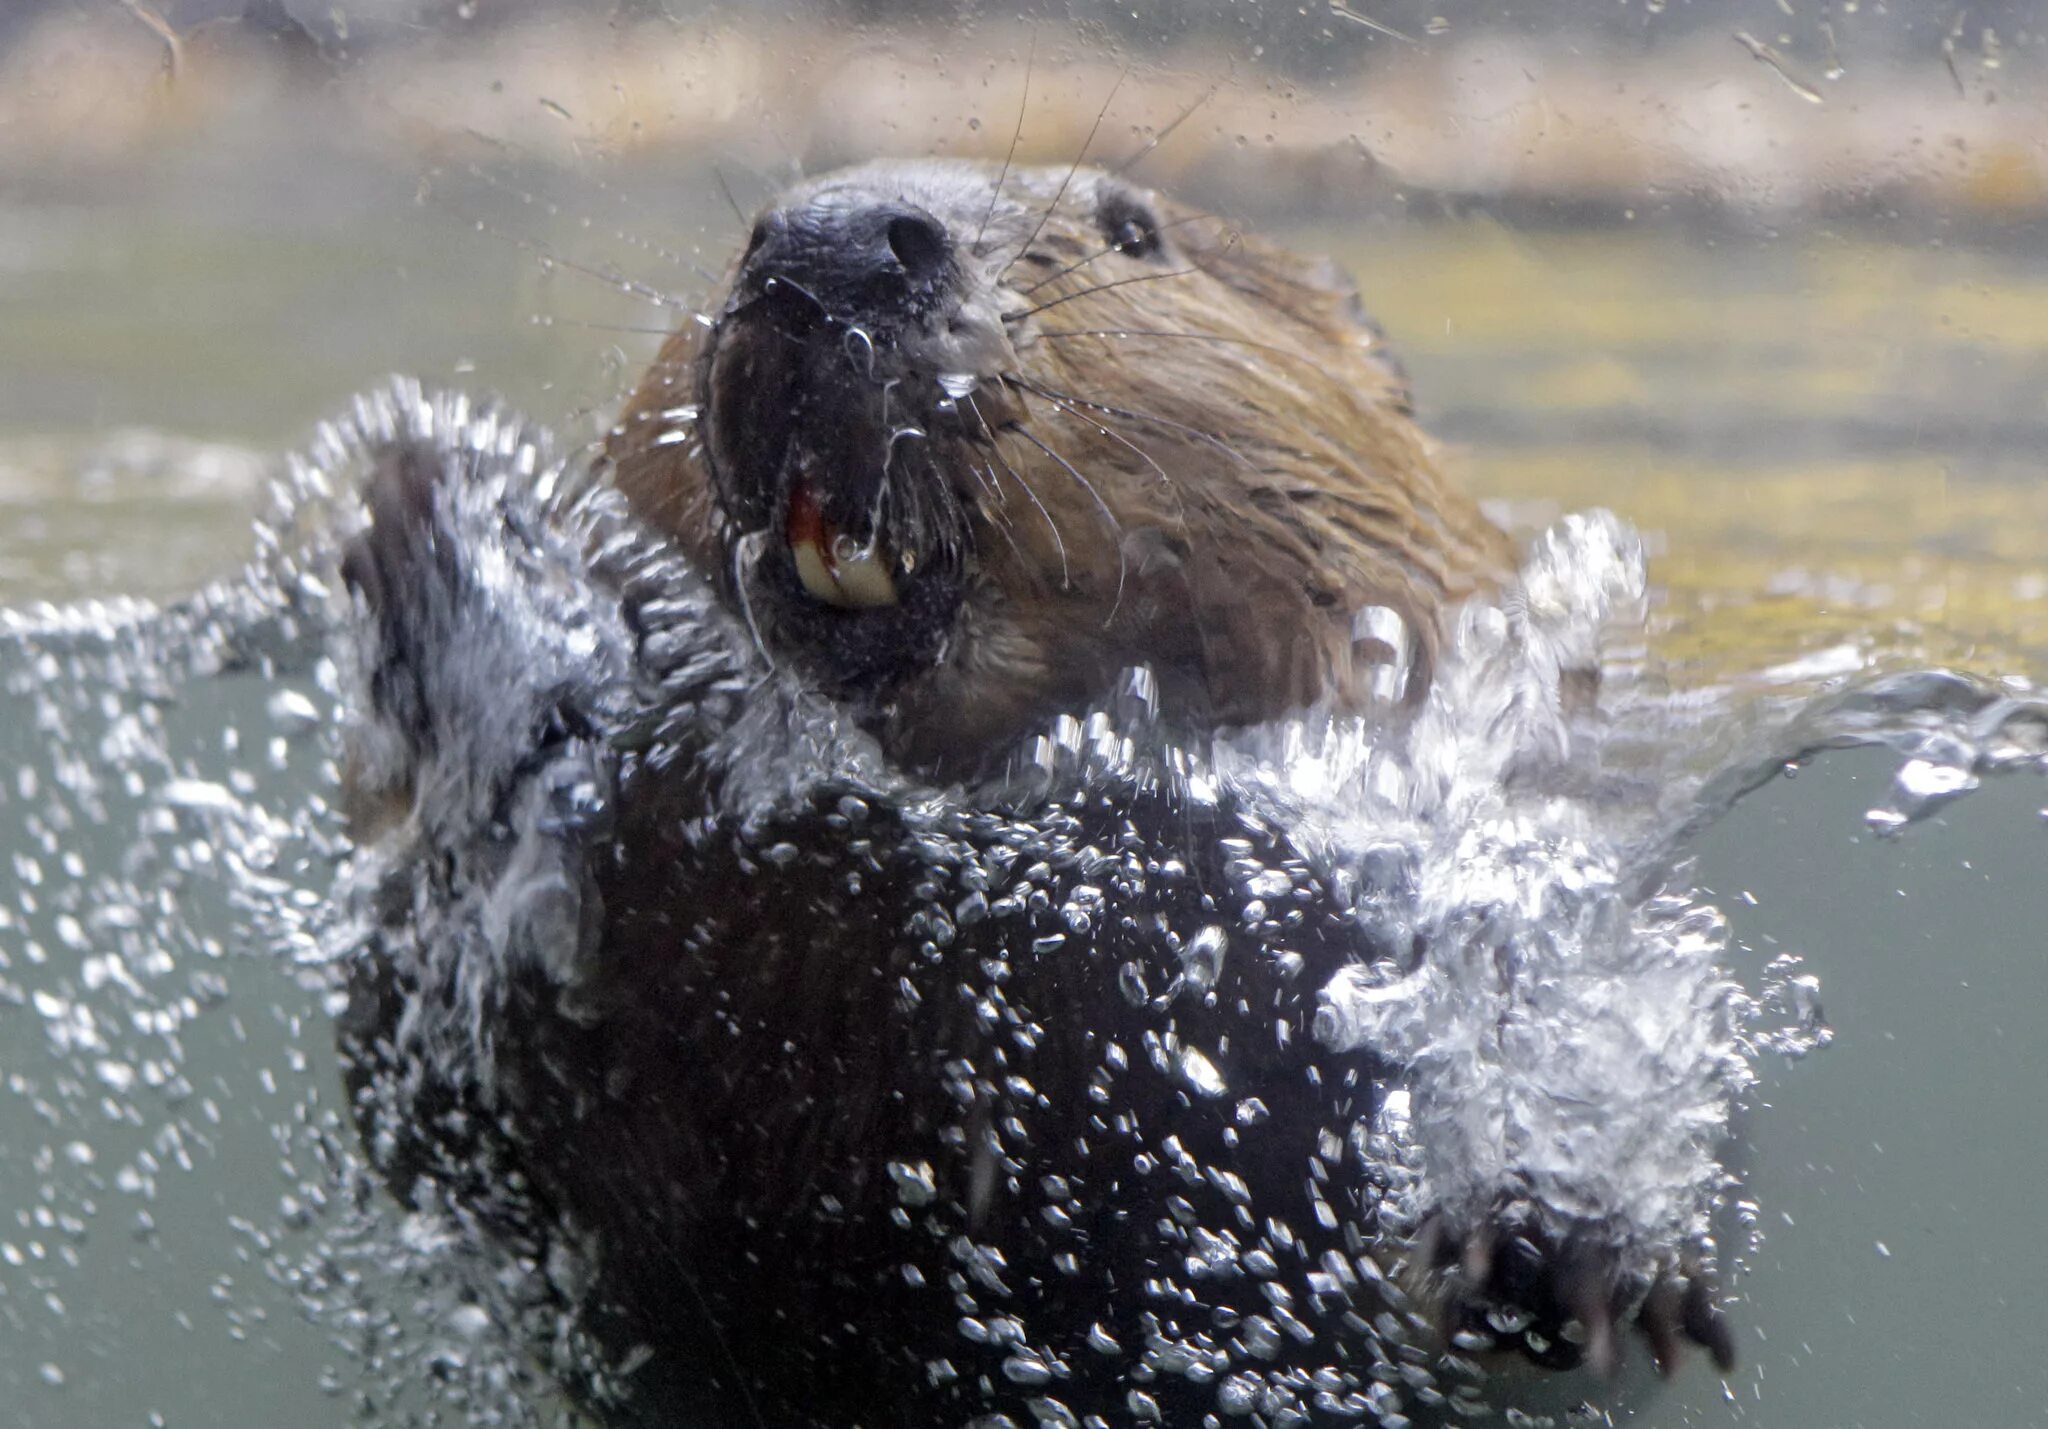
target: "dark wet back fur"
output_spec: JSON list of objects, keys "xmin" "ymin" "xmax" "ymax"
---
[{"xmin": 336, "ymin": 411, "xmax": 1727, "ymax": 1429}]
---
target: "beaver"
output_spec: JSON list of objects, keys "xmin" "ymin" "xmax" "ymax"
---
[
  {"xmin": 332, "ymin": 160, "xmax": 1735, "ymax": 1427},
  {"xmin": 606, "ymin": 160, "xmax": 1514, "ymax": 777}
]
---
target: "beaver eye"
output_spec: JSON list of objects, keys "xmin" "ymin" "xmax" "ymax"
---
[{"xmin": 1099, "ymin": 194, "xmax": 1162, "ymax": 259}]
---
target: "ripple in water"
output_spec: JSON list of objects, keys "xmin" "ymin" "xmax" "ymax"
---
[{"xmin": 1, "ymin": 379, "xmax": 2041, "ymax": 1426}]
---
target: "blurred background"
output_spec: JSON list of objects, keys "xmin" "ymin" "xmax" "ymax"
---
[{"xmin": 1, "ymin": 4, "xmax": 2045, "ymax": 1428}]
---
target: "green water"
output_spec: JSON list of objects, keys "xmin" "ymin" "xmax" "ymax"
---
[{"xmin": 2, "ymin": 127, "xmax": 2046, "ymax": 1428}]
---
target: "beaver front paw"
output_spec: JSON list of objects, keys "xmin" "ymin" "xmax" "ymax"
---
[{"xmin": 1421, "ymin": 1197, "xmax": 1735, "ymax": 1379}]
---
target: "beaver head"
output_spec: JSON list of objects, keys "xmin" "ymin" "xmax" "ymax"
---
[{"xmin": 607, "ymin": 159, "xmax": 1514, "ymax": 775}]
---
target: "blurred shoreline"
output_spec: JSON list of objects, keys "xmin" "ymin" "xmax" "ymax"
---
[{"xmin": 3, "ymin": 5, "xmax": 2046, "ymax": 231}]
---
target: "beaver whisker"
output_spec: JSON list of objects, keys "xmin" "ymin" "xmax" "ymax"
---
[
  {"xmin": 959, "ymin": 454, "xmax": 1002, "ymax": 507},
  {"xmin": 1033, "ymin": 325, "xmax": 1325, "ymax": 369},
  {"xmin": 710, "ymin": 162, "xmax": 753, "ymax": 237},
  {"xmin": 969, "ymin": 393, "xmax": 1071, "ymax": 588},
  {"xmin": 866, "ymin": 422, "xmax": 926, "ymax": 536},
  {"xmin": 864, "ymin": 475, "xmax": 892, "ymax": 544},
  {"xmin": 471, "ymin": 151, "xmax": 749, "ymax": 324},
  {"xmin": 967, "ymin": 458, "xmax": 1039, "ymax": 556},
  {"xmin": 1023, "ymin": 384, "xmax": 1198, "ymax": 620},
  {"xmin": 1000, "ymin": 421, "xmax": 1129, "ymax": 623},
  {"xmin": 958, "ymin": 456, "xmax": 1009, "ymax": 523},
  {"xmin": 962, "ymin": 458, "xmax": 1038, "ymax": 571},
  {"xmin": 1022, "ymin": 382, "xmax": 1188, "ymax": 530},
  {"xmin": 972, "ymin": 37, "xmax": 1035, "ymax": 258},
  {"xmin": 728, "ymin": 527, "xmax": 778, "ymax": 676},
  {"xmin": 1008, "ymin": 376, "xmax": 1259, "ymax": 477},
  {"xmin": 996, "ymin": 68, "xmax": 1129, "ymax": 283},
  {"xmin": 486, "ymin": 230, "xmax": 692, "ymax": 313},
  {"xmin": 1017, "ymin": 244, "xmax": 1119, "ymax": 295},
  {"xmin": 455, "ymin": 158, "xmax": 720, "ymax": 299},
  {"xmin": 877, "ymin": 374, "xmax": 902, "ymax": 437},
  {"xmin": 549, "ymin": 319, "xmax": 682, "ymax": 338},
  {"xmin": 1112, "ymin": 82, "xmax": 1221, "ymax": 177},
  {"xmin": 1017, "ymin": 213, "xmax": 1224, "ymax": 295},
  {"xmin": 986, "ymin": 439, "xmax": 1071, "ymax": 589},
  {"xmin": 1003, "ymin": 262, "xmax": 1207, "ymax": 323},
  {"xmin": 883, "ymin": 424, "xmax": 926, "ymax": 465},
  {"xmin": 748, "ymin": 272, "xmax": 833, "ymax": 323}
]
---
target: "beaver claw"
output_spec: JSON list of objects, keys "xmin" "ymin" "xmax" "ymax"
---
[{"xmin": 1423, "ymin": 1204, "xmax": 1735, "ymax": 1378}]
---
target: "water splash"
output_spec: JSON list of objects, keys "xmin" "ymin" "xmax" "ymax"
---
[{"xmin": 1, "ymin": 380, "xmax": 2041, "ymax": 1425}]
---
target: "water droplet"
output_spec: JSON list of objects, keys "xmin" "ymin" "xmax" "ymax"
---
[
  {"xmin": 887, "ymin": 1159, "xmax": 938, "ymax": 1207},
  {"xmin": 1001, "ymin": 1353, "xmax": 1053, "ymax": 1386},
  {"xmin": 1178, "ymin": 1046, "xmax": 1227, "ymax": 1099},
  {"xmin": 1180, "ymin": 925, "xmax": 1227, "ymax": 991}
]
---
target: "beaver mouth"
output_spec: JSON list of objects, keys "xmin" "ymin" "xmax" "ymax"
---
[{"xmin": 700, "ymin": 274, "xmax": 998, "ymax": 695}]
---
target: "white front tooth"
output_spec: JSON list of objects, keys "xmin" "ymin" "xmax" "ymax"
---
[
  {"xmin": 792, "ymin": 538, "xmax": 848, "ymax": 605},
  {"xmin": 830, "ymin": 541, "xmax": 900, "ymax": 608}
]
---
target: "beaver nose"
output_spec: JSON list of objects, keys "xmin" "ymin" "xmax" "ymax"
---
[{"xmin": 741, "ymin": 198, "xmax": 954, "ymax": 312}]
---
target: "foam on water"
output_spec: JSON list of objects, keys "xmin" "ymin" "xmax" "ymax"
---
[{"xmin": 1, "ymin": 381, "xmax": 2043, "ymax": 1425}]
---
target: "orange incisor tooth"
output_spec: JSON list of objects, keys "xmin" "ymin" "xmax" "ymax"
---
[{"xmin": 786, "ymin": 482, "xmax": 899, "ymax": 608}]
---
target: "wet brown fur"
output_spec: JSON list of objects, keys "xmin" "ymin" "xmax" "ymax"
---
[{"xmin": 606, "ymin": 161, "xmax": 1514, "ymax": 767}]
